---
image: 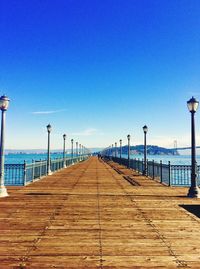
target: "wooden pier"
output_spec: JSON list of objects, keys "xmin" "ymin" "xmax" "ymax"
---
[{"xmin": 0, "ymin": 157, "xmax": 200, "ymax": 268}]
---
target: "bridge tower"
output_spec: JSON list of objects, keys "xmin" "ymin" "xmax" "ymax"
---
[{"xmin": 174, "ymin": 140, "xmax": 178, "ymax": 155}]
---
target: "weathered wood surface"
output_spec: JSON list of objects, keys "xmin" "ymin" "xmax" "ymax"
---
[{"xmin": 0, "ymin": 157, "xmax": 200, "ymax": 268}]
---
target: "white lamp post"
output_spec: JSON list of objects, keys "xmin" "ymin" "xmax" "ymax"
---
[
  {"xmin": 119, "ymin": 139, "xmax": 122, "ymax": 159},
  {"xmin": 115, "ymin": 142, "xmax": 117, "ymax": 157},
  {"xmin": 63, "ymin": 134, "xmax": 66, "ymax": 168},
  {"xmin": 76, "ymin": 142, "xmax": 78, "ymax": 156},
  {"xmin": 187, "ymin": 97, "xmax": 200, "ymax": 198},
  {"xmin": 0, "ymin": 95, "xmax": 10, "ymax": 197},
  {"xmin": 127, "ymin": 134, "xmax": 131, "ymax": 168},
  {"xmin": 143, "ymin": 125, "xmax": 148, "ymax": 176},
  {"xmin": 79, "ymin": 144, "xmax": 82, "ymax": 160},
  {"xmin": 71, "ymin": 139, "xmax": 74, "ymax": 164},
  {"xmin": 46, "ymin": 124, "xmax": 52, "ymax": 175},
  {"xmin": 111, "ymin": 144, "xmax": 113, "ymax": 158}
]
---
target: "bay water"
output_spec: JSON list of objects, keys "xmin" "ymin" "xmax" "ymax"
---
[
  {"xmin": 115, "ymin": 153, "xmax": 200, "ymax": 166},
  {"xmin": 5, "ymin": 152, "xmax": 68, "ymax": 164},
  {"xmin": 5, "ymin": 152, "xmax": 200, "ymax": 166}
]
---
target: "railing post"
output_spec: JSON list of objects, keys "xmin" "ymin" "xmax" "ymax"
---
[
  {"xmin": 168, "ymin": 161, "xmax": 171, "ymax": 186},
  {"xmin": 153, "ymin": 160, "xmax": 155, "ymax": 179},
  {"xmin": 39, "ymin": 159, "xmax": 42, "ymax": 178},
  {"xmin": 142, "ymin": 158, "xmax": 144, "ymax": 174},
  {"xmin": 23, "ymin": 160, "xmax": 27, "ymax": 186},
  {"xmin": 160, "ymin": 160, "xmax": 163, "ymax": 183},
  {"xmin": 57, "ymin": 159, "xmax": 59, "ymax": 171},
  {"xmin": 54, "ymin": 159, "xmax": 57, "ymax": 171},
  {"xmin": 147, "ymin": 159, "xmax": 148, "ymax": 176},
  {"xmin": 46, "ymin": 159, "xmax": 48, "ymax": 175},
  {"xmin": 32, "ymin": 160, "xmax": 35, "ymax": 182},
  {"xmin": 50, "ymin": 159, "xmax": 52, "ymax": 173}
]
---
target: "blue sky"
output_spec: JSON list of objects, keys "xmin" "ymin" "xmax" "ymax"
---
[{"xmin": 0, "ymin": 0, "xmax": 200, "ymax": 149}]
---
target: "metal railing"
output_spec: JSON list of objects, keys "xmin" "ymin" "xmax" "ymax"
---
[
  {"xmin": 170, "ymin": 165, "xmax": 200, "ymax": 186},
  {"xmin": 5, "ymin": 155, "xmax": 90, "ymax": 186},
  {"xmin": 106, "ymin": 156, "xmax": 200, "ymax": 186},
  {"xmin": 5, "ymin": 164, "xmax": 24, "ymax": 186}
]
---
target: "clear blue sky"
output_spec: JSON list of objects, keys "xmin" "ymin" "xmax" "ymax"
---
[{"xmin": 0, "ymin": 0, "xmax": 200, "ymax": 149}]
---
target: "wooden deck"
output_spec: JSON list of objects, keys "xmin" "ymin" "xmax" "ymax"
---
[{"xmin": 0, "ymin": 156, "xmax": 200, "ymax": 268}]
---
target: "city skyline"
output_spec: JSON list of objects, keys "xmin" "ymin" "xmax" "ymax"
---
[{"xmin": 1, "ymin": 0, "xmax": 200, "ymax": 149}]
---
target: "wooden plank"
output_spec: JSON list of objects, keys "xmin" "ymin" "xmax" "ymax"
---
[{"xmin": 0, "ymin": 157, "xmax": 199, "ymax": 268}]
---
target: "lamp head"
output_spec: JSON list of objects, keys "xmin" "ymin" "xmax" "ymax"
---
[
  {"xmin": 46, "ymin": 124, "xmax": 52, "ymax": 133},
  {"xmin": 187, "ymin": 96, "xmax": 199, "ymax": 113},
  {"xmin": 0, "ymin": 95, "xmax": 10, "ymax": 111},
  {"xmin": 143, "ymin": 125, "xmax": 148, "ymax": 133}
]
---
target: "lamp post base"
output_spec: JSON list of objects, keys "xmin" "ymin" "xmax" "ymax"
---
[
  {"xmin": 0, "ymin": 186, "xmax": 8, "ymax": 197},
  {"xmin": 187, "ymin": 186, "xmax": 200, "ymax": 198},
  {"xmin": 47, "ymin": 170, "xmax": 52, "ymax": 176}
]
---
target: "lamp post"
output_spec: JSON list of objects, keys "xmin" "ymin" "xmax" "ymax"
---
[
  {"xmin": 115, "ymin": 142, "xmax": 117, "ymax": 157},
  {"xmin": 111, "ymin": 144, "xmax": 113, "ymax": 158},
  {"xmin": 107, "ymin": 146, "xmax": 109, "ymax": 157},
  {"xmin": 127, "ymin": 134, "xmax": 130, "ymax": 168},
  {"xmin": 46, "ymin": 124, "xmax": 52, "ymax": 175},
  {"xmin": 63, "ymin": 134, "xmax": 66, "ymax": 168},
  {"xmin": 79, "ymin": 143, "xmax": 81, "ymax": 159},
  {"xmin": 187, "ymin": 97, "xmax": 200, "ymax": 198},
  {"xmin": 71, "ymin": 139, "xmax": 74, "ymax": 164},
  {"xmin": 120, "ymin": 139, "xmax": 122, "ymax": 159},
  {"xmin": 0, "ymin": 95, "xmax": 10, "ymax": 197},
  {"xmin": 143, "ymin": 125, "xmax": 148, "ymax": 176},
  {"xmin": 76, "ymin": 142, "xmax": 78, "ymax": 156}
]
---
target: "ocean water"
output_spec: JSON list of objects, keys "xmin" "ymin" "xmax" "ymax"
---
[
  {"xmin": 4, "ymin": 152, "xmax": 200, "ymax": 166},
  {"xmin": 115, "ymin": 154, "xmax": 200, "ymax": 166},
  {"xmin": 5, "ymin": 152, "xmax": 71, "ymax": 164}
]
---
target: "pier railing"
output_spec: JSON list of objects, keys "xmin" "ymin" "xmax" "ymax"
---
[
  {"xmin": 106, "ymin": 156, "xmax": 200, "ymax": 186},
  {"xmin": 5, "ymin": 155, "xmax": 90, "ymax": 186}
]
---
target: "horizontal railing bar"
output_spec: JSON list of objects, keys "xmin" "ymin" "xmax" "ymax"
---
[
  {"xmin": 4, "ymin": 155, "xmax": 91, "ymax": 186},
  {"xmin": 103, "ymin": 155, "xmax": 200, "ymax": 187}
]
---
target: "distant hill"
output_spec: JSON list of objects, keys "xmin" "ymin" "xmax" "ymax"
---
[
  {"xmin": 5, "ymin": 146, "xmax": 178, "ymax": 155},
  {"xmin": 121, "ymin": 145, "xmax": 179, "ymax": 155}
]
